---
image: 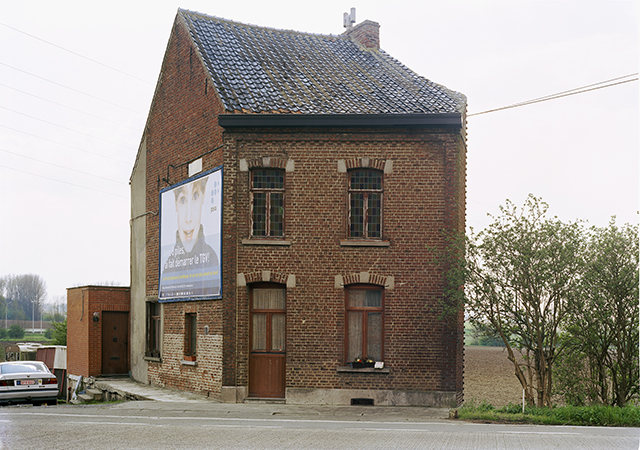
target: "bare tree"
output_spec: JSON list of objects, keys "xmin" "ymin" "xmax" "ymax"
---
[
  {"xmin": 3, "ymin": 274, "xmax": 47, "ymax": 324},
  {"xmin": 43, "ymin": 295, "xmax": 67, "ymax": 322}
]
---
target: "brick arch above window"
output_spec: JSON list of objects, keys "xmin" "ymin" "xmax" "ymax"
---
[
  {"xmin": 336, "ymin": 273, "xmax": 394, "ymax": 290},
  {"xmin": 337, "ymin": 157, "xmax": 393, "ymax": 174},
  {"xmin": 239, "ymin": 156, "xmax": 293, "ymax": 172},
  {"xmin": 344, "ymin": 157, "xmax": 386, "ymax": 171},
  {"xmin": 237, "ymin": 271, "xmax": 296, "ymax": 288}
]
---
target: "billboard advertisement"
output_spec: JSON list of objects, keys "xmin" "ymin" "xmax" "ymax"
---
[{"xmin": 158, "ymin": 167, "xmax": 222, "ymax": 301}]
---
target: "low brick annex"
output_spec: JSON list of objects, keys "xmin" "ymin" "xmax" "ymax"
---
[{"xmin": 129, "ymin": 8, "xmax": 466, "ymax": 407}]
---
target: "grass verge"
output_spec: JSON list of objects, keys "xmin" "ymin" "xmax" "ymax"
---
[{"xmin": 457, "ymin": 401, "xmax": 640, "ymax": 427}]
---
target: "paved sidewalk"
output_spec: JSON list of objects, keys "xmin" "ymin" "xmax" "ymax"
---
[
  {"xmin": 93, "ymin": 377, "xmax": 215, "ymax": 402},
  {"xmin": 93, "ymin": 377, "xmax": 451, "ymax": 422}
]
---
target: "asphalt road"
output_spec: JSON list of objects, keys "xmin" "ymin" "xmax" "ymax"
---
[{"xmin": 1, "ymin": 401, "xmax": 638, "ymax": 450}]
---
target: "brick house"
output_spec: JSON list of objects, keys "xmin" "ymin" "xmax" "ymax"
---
[
  {"xmin": 130, "ymin": 8, "xmax": 467, "ymax": 406},
  {"xmin": 67, "ymin": 286, "xmax": 130, "ymax": 378}
]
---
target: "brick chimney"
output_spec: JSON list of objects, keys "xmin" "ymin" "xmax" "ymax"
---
[{"xmin": 343, "ymin": 19, "xmax": 380, "ymax": 50}]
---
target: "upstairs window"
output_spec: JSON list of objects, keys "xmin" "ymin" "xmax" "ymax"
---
[
  {"xmin": 251, "ymin": 169, "xmax": 284, "ymax": 237},
  {"xmin": 349, "ymin": 169, "xmax": 382, "ymax": 239}
]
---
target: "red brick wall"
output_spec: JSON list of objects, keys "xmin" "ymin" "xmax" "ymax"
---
[
  {"xmin": 223, "ymin": 131, "xmax": 466, "ymax": 396},
  {"xmin": 144, "ymin": 15, "xmax": 225, "ymax": 296},
  {"xmin": 67, "ymin": 288, "xmax": 89, "ymax": 377},
  {"xmin": 142, "ymin": 14, "xmax": 227, "ymax": 396},
  {"xmin": 67, "ymin": 286, "xmax": 130, "ymax": 377},
  {"xmin": 147, "ymin": 300, "xmax": 223, "ymax": 397}
]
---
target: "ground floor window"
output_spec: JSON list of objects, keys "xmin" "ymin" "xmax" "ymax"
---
[
  {"xmin": 146, "ymin": 302, "xmax": 161, "ymax": 358},
  {"xmin": 345, "ymin": 285, "xmax": 383, "ymax": 363},
  {"xmin": 185, "ymin": 313, "xmax": 197, "ymax": 359}
]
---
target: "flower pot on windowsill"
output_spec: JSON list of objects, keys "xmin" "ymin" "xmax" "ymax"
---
[
  {"xmin": 184, "ymin": 355, "xmax": 196, "ymax": 362},
  {"xmin": 352, "ymin": 361, "xmax": 375, "ymax": 369}
]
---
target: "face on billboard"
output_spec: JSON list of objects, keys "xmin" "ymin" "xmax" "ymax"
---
[{"xmin": 174, "ymin": 178, "xmax": 206, "ymax": 253}]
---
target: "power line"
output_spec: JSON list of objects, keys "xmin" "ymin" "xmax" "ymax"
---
[
  {"xmin": 468, "ymin": 74, "xmax": 638, "ymax": 117},
  {"xmin": 505, "ymin": 74, "xmax": 637, "ymax": 108},
  {"xmin": 0, "ymin": 162, "xmax": 128, "ymax": 199},
  {"xmin": 0, "ymin": 82, "xmax": 141, "ymax": 131},
  {"xmin": 0, "ymin": 105, "xmax": 136, "ymax": 151},
  {"xmin": 0, "ymin": 148, "xmax": 127, "ymax": 185},
  {"xmin": 0, "ymin": 124, "xmax": 131, "ymax": 165},
  {"xmin": 0, "ymin": 62, "xmax": 145, "ymax": 115},
  {"xmin": 0, "ymin": 22, "xmax": 152, "ymax": 85}
]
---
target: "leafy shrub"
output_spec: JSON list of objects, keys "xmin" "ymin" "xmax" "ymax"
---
[
  {"xmin": 8, "ymin": 324, "xmax": 25, "ymax": 339},
  {"xmin": 0, "ymin": 328, "xmax": 7, "ymax": 339},
  {"xmin": 50, "ymin": 320, "xmax": 66, "ymax": 345}
]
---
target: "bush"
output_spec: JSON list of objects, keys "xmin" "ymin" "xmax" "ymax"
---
[
  {"xmin": 8, "ymin": 324, "xmax": 25, "ymax": 339},
  {"xmin": 0, "ymin": 328, "xmax": 7, "ymax": 339},
  {"xmin": 44, "ymin": 328, "xmax": 53, "ymax": 339},
  {"xmin": 50, "ymin": 320, "xmax": 66, "ymax": 345}
]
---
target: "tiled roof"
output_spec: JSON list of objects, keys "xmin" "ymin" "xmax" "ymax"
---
[{"xmin": 179, "ymin": 9, "xmax": 466, "ymax": 116}]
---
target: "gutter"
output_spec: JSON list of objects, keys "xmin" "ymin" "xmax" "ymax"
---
[{"xmin": 218, "ymin": 113, "xmax": 462, "ymax": 128}]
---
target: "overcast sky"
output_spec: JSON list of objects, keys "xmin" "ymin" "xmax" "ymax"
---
[{"xmin": 0, "ymin": 0, "xmax": 637, "ymax": 303}]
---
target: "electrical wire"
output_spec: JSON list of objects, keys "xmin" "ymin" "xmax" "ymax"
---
[
  {"xmin": 469, "ymin": 74, "xmax": 638, "ymax": 117},
  {"xmin": 0, "ymin": 148, "xmax": 127, "ymax": 185},
  {"xmin": 0, "ymin": 124, "xmax": 131, "ymax": 165},
  {"xmin": 0, "ymin": 105, "xmax": 136, "ymax": 151},
  {"xmin": 0, "ymin": 162, "xmax": 128, "ymax": 199},
  {"xmin": 0, "ymin": 22, "xmax": 152, "ymax": 85},
  {"xmin": 0, "ymin": 82, "xmax": 140, "ymax": 131},
  {"xmin": 0, "ymin": 62, "xmax": 145, "ymax": 115}
]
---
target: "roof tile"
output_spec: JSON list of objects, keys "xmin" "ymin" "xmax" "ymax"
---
[{"xmin": 180, "ymin": 9, "xmax": 466, "ymax": 115}]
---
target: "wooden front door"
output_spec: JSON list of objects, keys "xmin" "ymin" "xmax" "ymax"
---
[
  {"xmin": 249, "ymin": 286, "xmax": 286, "ymax": 398},
  {"xmin": 101, "ymin": 311, "xmax": 129, "ymax": 375}
]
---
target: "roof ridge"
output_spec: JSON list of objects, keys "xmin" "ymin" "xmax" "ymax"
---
[{"xmin": 178, "ymin": 8, "xmax": 346, "ymax": 41}]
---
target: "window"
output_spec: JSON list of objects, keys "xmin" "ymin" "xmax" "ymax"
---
[
  {"xmin": 251, "ymin": 169, "xmax": 284, "ymax": 237},
  {"xmin": 185, "ymin": 313, "xmax": 197, "ymax": 359},
  {"xmin": 345, "ymin": 286, "xmax": 383, "ymax": 362},
  {"xmin": 348, "ymin": 169, "xmax": 382, "ymax": 239},
  {"xmin": 146, "ymin": 302, "xmax": 161, "ymax": 358}
]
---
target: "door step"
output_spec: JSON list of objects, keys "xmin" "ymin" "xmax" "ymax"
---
[{"xmin": 244, "ymin": 397, "xmax": 285, "ymax": 404}]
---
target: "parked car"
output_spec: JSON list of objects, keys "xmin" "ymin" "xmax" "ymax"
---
[{"xmin": 0, "ymin": 361, "xmax": 58, "ymax": 405}]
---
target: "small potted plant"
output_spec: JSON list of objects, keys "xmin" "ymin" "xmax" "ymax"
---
[{"xmin": 352, "ymin": 357, "xmax": 375, "ymax": 368}]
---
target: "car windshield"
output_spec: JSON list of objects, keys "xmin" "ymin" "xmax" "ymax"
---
[{"xmin": 0, "ymin": 363, "xmax": 48, "ymax": 375}]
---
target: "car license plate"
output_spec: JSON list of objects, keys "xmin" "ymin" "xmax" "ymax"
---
[{"xmin": 17, "ymin": 380, "xmax": 36, "ymax": 385}]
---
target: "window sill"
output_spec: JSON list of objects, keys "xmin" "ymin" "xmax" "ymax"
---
[
  {"xmin": 242, "ymin": 238, "xmax": 291, "ymax": 246},
  {"xmin": 340, "ymin": 240, "xmax": 390, "ymax": 248},
  {"xmin": 181, "ymin": 359, "xmax": 197, "ymax": 366},
  {"xmin": 144, "ymin": 356, "xmax": 162, "ymax": 363},
  {"xmin": 336, "ymin": 366, "xmax": 390, "ymax": 374}
]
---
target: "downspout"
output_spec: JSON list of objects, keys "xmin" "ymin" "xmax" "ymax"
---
[
  {"xmin": 235, "ymin": 138, "xmax": 240, "ymax": 401},
  {"xmin": 81, "ymin": 289, "xmax": 86, "ymax": 321}
]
